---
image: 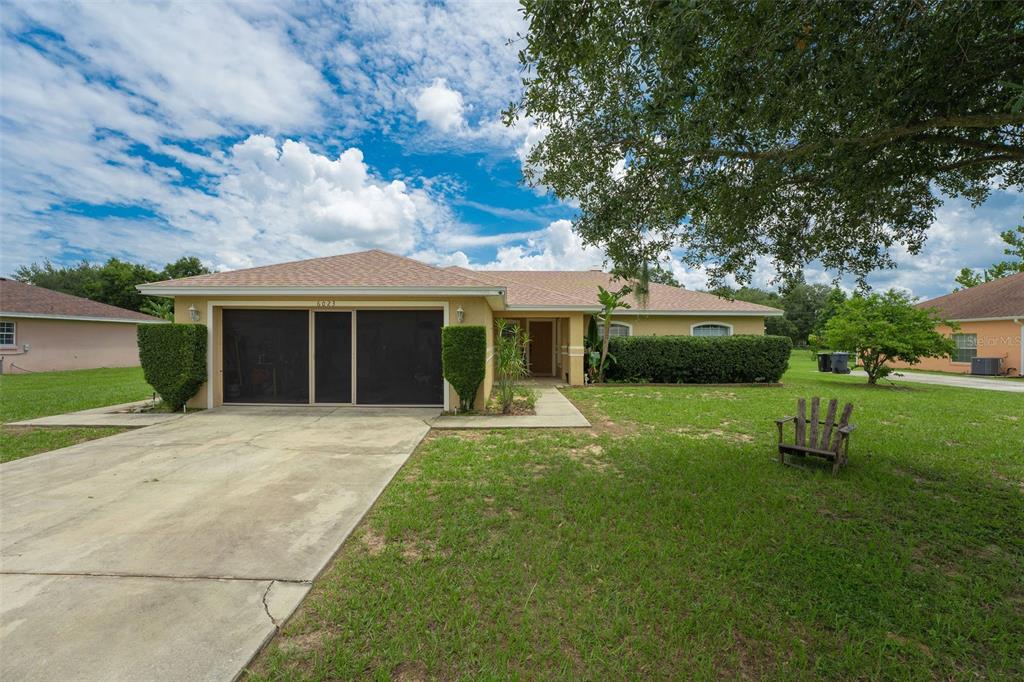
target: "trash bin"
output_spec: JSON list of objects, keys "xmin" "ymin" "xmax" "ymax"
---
[
  {"xmin": 830, "ymin": 352, "xmax": 851, "ymax": 374},
  {"xmin": 816, "ymin": 353, "xmax": 832, "ymax": 372}
]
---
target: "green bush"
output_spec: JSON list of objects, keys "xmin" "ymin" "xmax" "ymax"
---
[
  {"xmin": 137, "ymin": 323, "xmax": 207, "ymax": 410},
  {"xmin": 604, "ymin": 335, "xmax": 792, "ymax": 383},
  {"xmin": 441, "ymin": 325, "xmax": 487, "ymax": 411}
]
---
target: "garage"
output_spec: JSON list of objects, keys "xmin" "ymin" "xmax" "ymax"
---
[{"xmin": 222, "ymin": 308, "xmax": 443, "ymax": 406}]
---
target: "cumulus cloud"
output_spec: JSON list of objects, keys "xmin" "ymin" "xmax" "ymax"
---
[
  {"xmin": 414, "ymin": 79, "xmax": 467, "ymax": 133},
  {"xmin": 473, "ymin": 219, "xmax": 606, "ymax": 270},
  {"xmin": 215, "ymin": 136, "xmax": 451, "ymax": 259}
]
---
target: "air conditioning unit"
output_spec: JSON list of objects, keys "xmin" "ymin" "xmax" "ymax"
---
[{"xmin": 970, "ymin": 357, "xmax": 1001, "ymax": 376}]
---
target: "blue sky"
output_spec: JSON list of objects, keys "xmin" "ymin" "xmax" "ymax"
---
[{"xmin": 1, "ymin": 0, "xmax": 1021, "ymax": 299}]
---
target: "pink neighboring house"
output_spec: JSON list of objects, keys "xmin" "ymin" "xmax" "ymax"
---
[{"xmin": 0, "ymin": 278, "xmax": 165, "ymax": 374}]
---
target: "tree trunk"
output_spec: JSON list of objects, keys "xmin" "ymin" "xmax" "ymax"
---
[{"xmin": 598, "ymin": 318, "xmax": 612, "ymax": 381}]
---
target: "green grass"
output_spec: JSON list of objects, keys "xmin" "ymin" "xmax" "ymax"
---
[
  {"xmin": 0, "ymin": 367, "xmax": 153, "ymax": 463},
  {"xmin": 249, "ymin": 354, "xmax": 1023, "ymax": 680}
]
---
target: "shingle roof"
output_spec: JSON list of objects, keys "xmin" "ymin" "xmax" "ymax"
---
[
  {"xmin": 0, "ymin": 279, "xmax": 162, "ymax": 322},
  {"xmin": 141, "ymin": 249, "xmax": 781, "ymax": 314},
  {"xmin": 478, "ymin": 269, "xmax": 781, "ymax": 313},
  {"xmin": 145, "ymin": 250, "xmax": 495, "ymax": 289},
  {"xmin": 916, "ymin": 272, "xmax": 1024, "ymax": 320}
]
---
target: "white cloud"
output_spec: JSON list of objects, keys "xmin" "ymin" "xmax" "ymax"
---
[
  {"xmin": 413, "ymin": 78, "xmax": 466, "ymax": 133},
  {"xmin": 214, "ymin": 136, "xmax": 451, "ymax": 259},
  {"xmin": 475, "ymin": 219, "xmax": 606, "ymax": 270}
]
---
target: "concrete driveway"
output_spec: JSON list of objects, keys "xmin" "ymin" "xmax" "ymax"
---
[
  {"xmin": 850, "ymin": 369, "xmax": 1024, "ymax": 392},
  {"xmin": 0, "ymin": 406, "xmax": 436, "ymax": 681}
]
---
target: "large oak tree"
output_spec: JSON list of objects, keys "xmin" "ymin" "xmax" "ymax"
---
[{"xmin": 506, "ymin": 0, "xmax": 1024, "ymax": 286}]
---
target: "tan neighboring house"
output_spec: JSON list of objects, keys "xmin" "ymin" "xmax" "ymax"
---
[
  {"xmin": 138, "ymin": 250, "xmax": 782, "ymax": 410},
  {"xmin": 0, "ymin": 278, "xmax": 165, "ymax": 374},
  {"xmin": 899, "ymin": 271, "xmax": 1023, "ymax": 376}
]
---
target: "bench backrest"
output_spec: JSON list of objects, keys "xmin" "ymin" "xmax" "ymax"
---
[{"xmin": 795, "ymin": 397, "xmax": 853, "ymax": 452}]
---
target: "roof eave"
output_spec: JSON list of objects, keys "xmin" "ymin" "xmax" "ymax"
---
[
  {"xmin": 0, "ymin": 311, "xmax": 166, "ymax": 324},
  {"xmin": 504, "ymin": 305, "xmax": 782, "ymax": 316},
  {"xmin": 136, "ymin": 285, "xmax": 507, "ymax": 297}
]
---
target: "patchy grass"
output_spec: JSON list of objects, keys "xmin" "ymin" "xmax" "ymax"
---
[
  {"xmin": 248, "ymin": 353, "xmax": 1023, "ymax": 680},
  {"xmin": 0, "ymin": 367, "xmax": 152, "ymax": 463},
  {"xmin": 0, "ymin": 426, "xmax": 129, "ymax": 464}
]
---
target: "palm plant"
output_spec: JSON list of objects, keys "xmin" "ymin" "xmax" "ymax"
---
[
  {"xmin": 596, "ymin": 285, "xmax": 631, "ymax": 382},
  {"xmin": 140, "ymin": 297, "xmax": 174, "ymax": 321}
]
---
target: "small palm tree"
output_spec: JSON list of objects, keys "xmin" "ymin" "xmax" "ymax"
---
[{"xmin": 596, "ymin": 285, "xmax": 631, "ymax": 382}]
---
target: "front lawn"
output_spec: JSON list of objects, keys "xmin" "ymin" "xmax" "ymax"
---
[
  {"xmin": 0, "ymin": 367, "xmax": 153, "ymax": 463},
  {"xmin": 249, "ymin": 353, "xmax": 1022, "ymax": 680}
]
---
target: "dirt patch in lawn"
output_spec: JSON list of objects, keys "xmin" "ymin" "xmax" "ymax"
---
[
  {"xmin": 361, "ymin": 528, "xmax": 387, "ymax": 556},
  {"xmin": 670, "ymin": 426, "xmax": 755, "ymax": 443},
  {"xmin": 565, "ymin": 443, "xmax": 619, "ymax": 473}
]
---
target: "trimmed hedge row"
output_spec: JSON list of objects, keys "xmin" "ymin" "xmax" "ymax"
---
[
  {"xmin": 605, "ymin": 334, "xmax": 792, "ymax": 384},
  {"xmin": 137, "ymin": 323, "xmax": 207, "ymax": 410},
  {"xmin": 441, "ymin": 325, "xmax": 487, "ymax": 411}
]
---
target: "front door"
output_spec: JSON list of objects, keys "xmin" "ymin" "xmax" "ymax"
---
[{"xmin": 528, "ymin": 320, "xmax": 554, "ymax": 376}]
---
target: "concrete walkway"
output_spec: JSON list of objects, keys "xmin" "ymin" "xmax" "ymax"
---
[
  {"xmin": 7, "ymin": 399, "xmax": 185, "ymax": 427},
  {"xmin": 0, "ymin": 405, "xmax": 436, "ymax": 681},
  {"xmin": 432, "ymin": 386, "xmax": 590, "ymax": 428},
  {"xmin": 851, "ymin": 370, "xmax": 1024, "ymax": 393}
]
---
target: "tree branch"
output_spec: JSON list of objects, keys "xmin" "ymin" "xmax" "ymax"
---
[{"xmin": 690, "ymin": 113, "xmax": 1024, "ymax": 161}]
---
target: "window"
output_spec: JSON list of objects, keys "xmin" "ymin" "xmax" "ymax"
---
[
  {"xmin": 952, "ymin": 333, "xmax": 977, "ymax": 363},
  {"xmin": 692, "ymin": 323, "xmax": 732, "ymax": 337},
  {"xmin": 0, "ymin": 321, "xmax": 14, "ymax": 347},
  {"xmin": 598, "ymin": 322, "xmax": 631, "ymax": 340}
]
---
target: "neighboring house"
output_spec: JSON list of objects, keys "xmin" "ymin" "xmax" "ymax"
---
[
  {"xmin": 0, "ymin": 278, "xmax": 165, "ymax": 374},
  {"xmin": 138, "ymin": 250, "xmax": 782, "ymax": 410},
  {"xmin": 900, "ymin": 272, "xmax": 1023, "ymax": 376}
]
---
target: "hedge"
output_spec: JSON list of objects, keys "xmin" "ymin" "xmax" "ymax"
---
[
  {"xmin": 441, "ymin": 325, "xmax": 487, "ymax": 411},
  {"xmin": 604, "ymin": 334, "xmax": 792, "ymax": 384},
  {"xmin": 137, "ymin": 323, "xmax": 207, "ymax": 410}
]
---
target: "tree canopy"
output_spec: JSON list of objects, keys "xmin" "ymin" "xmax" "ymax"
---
[
  {"xmin": 12, "ymin": 256, "xmax": 211, "ymax": 313},
  {"xmin": 508, "ymin": 1, "xmax": 1024, "ymax": 286},
  {"xmin": 713, "ymin": 282, "xmax": 844, "ymax": 345},
  {"xmin": 823, "ymin": 290, "xmax": 955, "ymax": 384}
]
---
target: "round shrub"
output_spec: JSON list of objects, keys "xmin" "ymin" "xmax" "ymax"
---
[
  {"xmin": 442, "ymin": 325, "xmax": 487, "ymax": 411},
  {"xmin": 137, "ymin": 323, "xmax": 207, "ymax": 410},
  {"xmin": 605, "ymin": 334, "xmax": 791, "ymax": 383}
]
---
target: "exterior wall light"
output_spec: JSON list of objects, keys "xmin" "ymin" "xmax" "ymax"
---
[
  {"xmin": 188, "ymin": 304, "xmax": 200, "ymax": 322},
  {"xmin": 456, "ymin": 305, "xmax": 465, "ymax": 323}
]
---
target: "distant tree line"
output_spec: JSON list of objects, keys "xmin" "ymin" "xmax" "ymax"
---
[
  {"xmin": 709, "ymin": 282, "xmax": 847, "ymax": 347},
  {"xmin": 11, "ymin": 256, "xmax": 211, "ymax": 320}
]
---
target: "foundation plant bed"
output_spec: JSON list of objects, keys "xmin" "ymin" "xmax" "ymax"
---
[{"xmin": 601, "ymin": 334, "xmax": 792, "ymax": 384}]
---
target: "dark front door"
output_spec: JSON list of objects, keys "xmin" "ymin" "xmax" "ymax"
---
[
  {"xmin": 315, "ymin": 311, "xmax": 352, "ymax": 403},
  {"xmin": 356, "ymin": 310, "xmax": 443, "ymax": 405},
  {"xmin": 222, "ymin": 309, "xmax": 309, "ymax": 403},
  {"xmin": 529, "ymin": 321, "xmax": 554, "ymax": 376}
]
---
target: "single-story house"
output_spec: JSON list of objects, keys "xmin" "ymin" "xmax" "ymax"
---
[
  {"xmin": 899, "ymin": 271, "xmax": 1023, "ymax": 376},
  {"xmin": 0, "ymin": 278, "xmax": 165, "ymax": 374},
  {"xmin": 138, "ymin": 250, "xmax": 782, "ymax": 410}
]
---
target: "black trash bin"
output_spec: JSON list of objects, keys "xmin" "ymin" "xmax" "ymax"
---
[
  {"xmin": 816, "ymin": 353, "xmax": 832, "ymax": 372},
  {"xmin": 831, "ymin": 352, "xmax": 851, "ymax": 374}
]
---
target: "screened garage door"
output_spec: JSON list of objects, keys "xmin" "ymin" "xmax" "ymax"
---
[
  {"xmin": 221, "ymin": 308, "xmax": 443, "ymax": 406},
  {"xmin": 223, "ymin": 309, "xmax": 309, "ymax": 404},
  {"xmin": 356, "ymin": 310, "xmax": 443, "ymax": 405}
]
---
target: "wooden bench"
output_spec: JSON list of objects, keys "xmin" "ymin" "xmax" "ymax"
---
[{"xmin": 776, "ymin": 397, "xmax": 855, "ymax": 475}]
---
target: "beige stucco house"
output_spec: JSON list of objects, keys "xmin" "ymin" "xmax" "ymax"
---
[
  {"xmin": 0, "ymin": 278, "xmax": 165, "ymax": 374},
  {"xmin": 138, "ymin": 250, "xmax": 782, "ymax": 410},
  {"xmin": 895, "ymin": 271, "xmax": 1023, "ymax": 376}
]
